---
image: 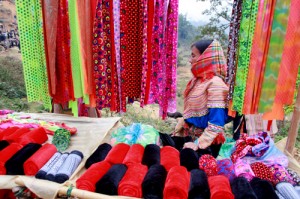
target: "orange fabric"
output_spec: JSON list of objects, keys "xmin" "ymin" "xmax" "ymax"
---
[
  {"xmin": 228, "ymin": 100, "xmax": 236, "ymax": 117},
  {"xmin": 262, "ymin": 103, "xmax": 284, "ymax": 120}
]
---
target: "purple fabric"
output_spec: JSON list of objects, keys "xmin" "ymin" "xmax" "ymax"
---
[
  {"xmin": 234, "ymin": 159, "xmax": 255, "ymax": 181},
  {"xmin": 217, "ymin": 159, "xmax": 236, "ymax": 181}
]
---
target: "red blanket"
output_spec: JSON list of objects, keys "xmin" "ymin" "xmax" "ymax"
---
[
  {"xmin": 161, "ymin": 146, "xmax": 180, "ymax": 171},
  {"xmin": 0, "ymin": 143, "xmax": 23, "ymax": 174},
  {"xmin": 118, "ymin": 164, "xmax": 148, "ymax": 198},
  {"xmin": 4, "ymin": 128, "xmax": 30, "ymax": 143},
  {"xmin": 208, "ymin": 175, "xmax": 234, "ymax": 199},
  {"xmin": 17, "ymin": 127, "xmax": 48, "ymax": 145},
  {"xmin": 0, "ymin": 127, "xmax": 20, "ymax": 140},
  {"xmin": 123, "ymin": 144, "xmax": 144, "ymax": 166},
  {"xmin": 76, "ymin": 161, "xmax": 111, "ymax": 192},
  {"xmin": 105, "ymin": 143, "xmax": 130, "ymax": 165},
  {"xmin": 163, "ymin": 166, "xmax": 190, "ymax": 199},
  {"xmin": 24, "ymin": 144, "xmax": 57, "ymax": 176}
]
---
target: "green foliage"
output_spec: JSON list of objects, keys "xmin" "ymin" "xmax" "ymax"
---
[{"xmin": 275, "ymin": 121, "xmax": 300, "ymax": 149}]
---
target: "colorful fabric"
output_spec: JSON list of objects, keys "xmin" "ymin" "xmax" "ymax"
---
[
  {"xmin": 52, "ymin": 128, "xmax": 71, "ymax": 152},
  {"xmin": 45, "ymin": 152, "xmax": 69, "ymax": 181},
  {"xmin": 199, "ymin": 154, "xmax": 218, "ymax": 176},
  {"xmin": 35, "ymin": 152, "xmax": 61, "ymax": 179},
  {"xmin": 0, "ymin": 143, "xmax": 23, "ymax": 175},
  {"xmin": 226, "ymin": 0, "xmax": 243, "ymax": 100},
  {"xmin": 259, "ymin": 0, "xmax": 291, "ymax": 113},
  {"xmin": 276, "ymin": 182, "xmax": 300, "ymax": 199},
  {"xmin": 16, "ymin": 0, "xmax": 51, "ymax": 110},
  {"xmin": 269, "ymin": 164, "xmax": 295, "ymax": 186},
  {"xmin": 104, "ymin": 143, "xmax": 130, "ymax": 165},
  {"xmin": 208, "ymin": 175, "xmax": 234, "ymax": 199},
  {"xmin": 18, "ymin": 127, "xmax": 48, "ymax": 146},
  {"xmin": 110, "ymin": 123, "xmax": 160, "ymax": 147},
  {"xmin": 234, "ymin": 159, "xmax": 255, "ymax": 181},
  {"xmin": 218, "ymin": 138, "xmax": 236, "ymax": 159},
  {"xmin": 217, "ymin": 159, "xmax": 236, "ymax": 181},
  {"xmin": 232, "ymin": 0, "xmax": 259, "ymax": 113},
  {"xmin": 197, "ymin": 122, "xmax": 226, "ymax": 149},
  {"xmin": 250, "ymin": 162, "xmax": 273, "ymax": 182},
  {"xmin": 287, "ymin": 168, "xmax": 300, "ymax": 186},
  {"xmin": 123, "ymin": 144, "xmax": 145, "ymax": 166},
  {"xmin": 160, "ymin": 146, "xmax": 180, "ymax": 172}
]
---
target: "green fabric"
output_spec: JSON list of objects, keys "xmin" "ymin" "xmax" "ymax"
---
[
  {"xmin": 218, "ymin": 137, "xmax": 236, "ymax": 159},
  {"xmin": 52, "ymin": 128, "xmax": 71, "ymax": 152},
  {"xmin": 69, "ymin": 100, "xmax": 78, "ymax": 117},
  {"xmin": 232, "ymin": 0, "xmax": 259, "ymax": 113},
  {"xmin": 16, "ymin": 0, "xmax": 51, "ymax": 111},
  {"xmin": 258, "ymin": 1, "xmax": 291, "ymax": 112}
]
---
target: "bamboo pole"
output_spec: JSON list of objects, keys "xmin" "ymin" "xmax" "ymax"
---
[{"xmin": 285, "ymin": 85, "xmax": 300, "ymax": 154}]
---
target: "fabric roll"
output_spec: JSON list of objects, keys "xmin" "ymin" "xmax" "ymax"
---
[
  {"xmin": 118, "ymin": 164, "xmax": 148, "ymax": 198},
  {"xmin": 199, "ymin": 154, "xmax": 218, "ymax": 176},
  {"xmin": 250, "ymin": 162, "xmax": 273, "ymax": 182},
  {"xmin": 159, "ymin": 133, "xmax": 176, "ymax": 147},
  {"xmin": 45, "ymin": 153, "xmax": 69, "ymax": 181},
  {"xmin": 5, "ymin": 143, "xmax": 41, "ymax": 175},
  {"xmin": 0, "ymin": 127, "xmax": 20, "ymax": 140},
  {"xmin": 208, "ymin": 175, "xmax": 234, "ymax": 199},
  {"xmin": 188, "ymin": 169, "xmax": 210, "ymax": 199},
  {"xmin": 4, "ymin": 128, "xmax": 30, "ymax": 143},
  {"xmin": 164, "ymin": 166, "xmax": 190, "ymax": 199},
  {"xmin": 217, "ymin": 159, "xmax": 236, "ymax": 181},
  {"xmin": 35, "ymin": 152, "xmax": 61, "ymax": 179},
  {"xmin": 234, "ymin": 159, "xmax": 255, "ymax": 181},
  {"xmin": 142, "ymin": 144, "xmax": 161, "ymax": 168},
  {"xmin": 295, "ymin": 186, "xmax": 300, "ymax": 197},
  {"xmin": 18, "ymin": 127, "xmax": 48, "ymax": 145},
  {"xmin": 275, "ymin": 190, "xmax": 286, "ymax": 199},
  {"xmin": 231, "ymin": 177, "xmax": 257, "ymax": 199},
  {"xmin": 0, "ymin": 143, "xmax": 23, "ymax": 175},
  {"xmin": 180, "ymin": 148, "xmax": 199, "ymax": 172},
  {"xmin": 104, "ymin": 143, "xmax": 130, "ymax": 165},
  {"xmin": 76, "ymin": 161, "xmax": 111, "ymax": 192},
  {"xmin": 55, "ymin": 150, "xmax": 83, "ymax": 183},
  {"xmin": 24, "ymin": 144, "xmax": 57, "ymax": 176},
  {"xmin": 95, "ymin": 164, "xmax": 128, "ymax": 195},
  {"xmin": 85, "ymin": 143, "xmax": 112, "ymax": 169},
  {"xmin": 276, "ymin": 182, "xmax": 300, "ymax": 199},
  {"xmin": 161, "ymin": 146, "xmax": 180, "ymax": 172},
  {"xmin": 0, "ymin": 140, "xmax": 9, "ymax": 151},
  {"xmin": 250, "ymin": 177, "xmax": 279, "ymax": 199},
  {"xmin": 123, "ymin": 144, "xmax": 145, "ymax": 166},
  {"xmin": 142, "ymin": 164, "xmax": 167, "ymax": 199},
  {"xmin": 52, "ymin": 128, "xmax": 71, "ymax": 152}
]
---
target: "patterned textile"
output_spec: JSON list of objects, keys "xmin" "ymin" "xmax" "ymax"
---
[
  {"xmin": 199, "ymin": 154, "xmax": 218, "ymax": 177},
  {"xmin": 259, "ymin": 1, "xmax": 291, "ymax": 113},
  {"xmin": 226, "ymin": 0, "xmax": 243, "ymax": 100},
  {"xmin": 250, "ymin": 162, "xmax": 273, "ymax": 182},
  {"xmin": 197, "ymin": 122, "xmax": 226, "ymax": 149},
  {"xmin": 287, "ymin": 168, "xmax": 300, "ymax": 186},
  {"xmin": 231, "ymin": 132, "xmax": 270, "ymax": 163},
  {"xmin": 16, "ymin": 0, "xmax": 51, "ymax": 110},
  {"xmin": 234, "ymin": 159, "xmax": 255, "ymax": 181},
  {"xmin": 217, "ymin": 159, "xmax": 236, "ymax": 181},
  {"xmin": 232, "ymin": 0, "xmax": 259, "ymax": 113},
  {"xmin": 269, "ymin": 164, "xmax": 295, "ymax": 186}
]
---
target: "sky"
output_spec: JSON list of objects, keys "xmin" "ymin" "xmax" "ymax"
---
[{"xmin": 178, "ymin": 0, "xmax": 211, "ymax": 22}]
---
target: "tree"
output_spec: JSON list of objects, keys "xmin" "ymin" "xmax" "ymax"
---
[{"xmin": 178, "ymin": 14, "xmax": 197, "ymax": 47}]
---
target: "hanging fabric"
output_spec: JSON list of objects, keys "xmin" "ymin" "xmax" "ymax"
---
[
  {"xmin": 258, "ymin": 1, "xmax": 291, "ymax": 113},
  {"xmin": 16, "ymin": 0, "xmax": 51, "ymax": 110},
  {"xmin": 232, "ymin": 0, "xmax": 259, "ymax": 113},
  {"xmin": 226, "ymin": 0, "xmax": 243, "ymax": 100}
]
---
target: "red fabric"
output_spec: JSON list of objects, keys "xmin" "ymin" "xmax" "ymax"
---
[
  {"xmin": 123, "ymin": 144, "xmax": 144, "ymax": 166},
  {"xmin": 120, "ymin": 0, "xmax": 127, "ymax": 112},
  {"xmin": 250, "ymin": 162, "xmax": 273, "ymax": 182},
  {"xmin": 105, "ymin": 143, "xmax": 130, "ymax": 165},
  {"xmin": 0, "ymin": 143, "xmax": 23, "ymax": 175},
  {"xmin": 0, "ymin": 127, "xmax": 20, "ymax": 140},
  {"xmin": 199, "ymin": 154, "xmax": 218, "ymax": 176},
  {"xmin": 208, "ymin": 175, "xmax": 234, "ymax": 199},
  {"xmin": 118, "ymin": 164, "xmax": 148, "ymax": 198},
  {"xmin": 91, "ymin": 0, "xmax": 97, "ymax": 20},
  {"xmin": 76, "ymin": 161, "xmax": 111, "ymax": 192},
  {"xmin": 4, "ymin": 128, "xmax": 30, "ymax": 143},
  {"xmin": 161, "ymin": 146, "xmax": 180, "ymax": 172},
  {"xmin": 17, "ymin": 127, "xmax": 48, "ymax": 146},
  {"xmin": 163, "ymin": 166, "xmax": 190, "ymax": 199},
  {"xmin": 0, "ymin": 190, "xmax": 15, "ymax": 199},
  {"xmin": 24, "ymin": 143, "xmax": 57, "ymax": 176}
]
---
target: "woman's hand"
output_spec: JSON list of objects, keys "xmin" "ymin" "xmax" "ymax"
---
[{"xmin": 183, "ymin": 142, "xmax": 198, "ymax": 151}]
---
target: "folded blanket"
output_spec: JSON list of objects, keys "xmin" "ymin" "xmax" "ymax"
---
[
  {"xmin": 45, "ymin": 153, "xmax": 69, "ymax": 181},
  {"xmin": 0, "ymin": 140, "xmax": 9, "ymax": 151},
  {"xmin": 18, "ymin": 127, "xmax": 48, "ymax": 145},
  {"xmin": 35, "ymin": 152, "xmax": 61, "ymax": 179},
  {"xmin": 208, "ymin": 175, "xmax": 234, "ymax": 199},
  {"xmin": 123, "ymin": 144, "xmax": 144, "ymax": 166},
  {"xmin": 231, "ymin": 177, "xmax": 257, "ymax": 199},
  {"xmin": 217, "ymin": 159, "xmax": 236, "ymax": 181},
  {"xmin": 4, "ymin": 128, "xmax": 30, "ymax": 143},
  {"xmin": 118, "ymin": 164, "xmax": 148, "ymax": 198},
  {"xmin": 104, "ymin": 143, "xmax": 130, "ymax": 165},
  {"xmin": 276, "ymin": 182, "xmax": 299, "ymax": 199},
  {"xmin": 250, "ymin": 162, "xmax": 273, "ymax": 182},
  {"xmin": 85, "ymin": 143, "xmax": 112, "ymax": 169},
  {"xmin": 172, "ymin": 136, "xmax": 193, "ymax": 151},
  {"xmin": 180, "ymin": 148, "xmax": 199, "ymax": 171},
  {"xmin": 0, "ymin": 127, "xmax": 20, "ymax": 140},
  {"xmin": 142, "ymin": 144, "xmax": 161, "ymax": 168},
  {"xmin": 189, "ymin": 169, "xmax": 210, "ymax": 199},
  {"xmin": 0, "ymin": 143, "xmax": 23, "ymax": 174},
  {"xmin": 95, "ymin": 164, "xmax": 127, "ymax": 195},
  {"xmin": 5, "ymin": 143, "xmax": 41, "ymax": 175},
  {"xmin": 164, "ymin": 166, "xmax": 190, "ymax": 199},
  {"xmin": 199, "ymin": 154, "xmax": 218, "ymax": 176},
  {"xmin": 250, "ymin": 177, "xmax": 279, "ymax": 199},
  {"xmin": 55, "ymin": 150, "xmax": 83, "ymax": 183},
  {"xmin": 24, "ymin": 143, "xmax": 57, "ymax": 176},
  {"xmin": 142, "ymin": 165, "xmax": 167, "ymax": 199},
  {"xmin": 161, "ymin": 146, "xmax": 180, "ymax": 171},
  {"xmin": 76, "ymin": 161, "xmax": 111, "ymax": 192}
]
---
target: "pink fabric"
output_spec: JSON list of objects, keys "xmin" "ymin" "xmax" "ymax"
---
[{"xmin": 234, "ymin": 159, "xmax": 255, "ymax": 181}]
